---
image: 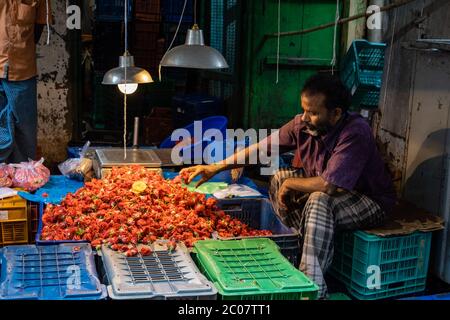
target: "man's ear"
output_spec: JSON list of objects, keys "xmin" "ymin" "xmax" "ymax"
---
[{"xmin": 334, "ymin": 107, "xmax": 343, "ymax": 119}]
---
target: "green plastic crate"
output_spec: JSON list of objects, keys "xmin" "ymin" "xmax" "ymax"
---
[
  {"xmin": 193, "ymin": 238, "xmax": 319, "ymax": 300},
  {"xmin": 330, "ymin": 231, "xmax": 432, "ymax": 300},
  {"xmin": 340, "ymin": 40, "xmax": 386, "ymax": 108}
]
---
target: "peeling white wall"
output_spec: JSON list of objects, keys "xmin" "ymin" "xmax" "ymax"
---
[{"xmin": 36, "ymin": 0, "xmax": 71, "ymax": 164}]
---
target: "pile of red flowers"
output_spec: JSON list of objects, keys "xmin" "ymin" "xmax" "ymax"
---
[{"xmin": 41, "ymin": 166, "xmax": 271, "ymax": 256}]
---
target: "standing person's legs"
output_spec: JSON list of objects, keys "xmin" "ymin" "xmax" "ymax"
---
[
  {"xmin": 299, "ymin": 191, "xmax": 386, "ymax": 298},
  {"xmin": 0, "ymin": 79, "xmax": 15, "ymax": 162},
  {"xmin": 3, "ymin": 77, "xmax": 38, "ymax": 163}
]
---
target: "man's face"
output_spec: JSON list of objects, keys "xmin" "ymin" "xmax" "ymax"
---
[{"xmin": 300, "ymin": 93, "xmax": 339, "ymax": 136}]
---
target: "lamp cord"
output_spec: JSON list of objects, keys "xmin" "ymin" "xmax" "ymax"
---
[
  {"xmin": 159, "ymin": 0, "xmax": 188, "ymax": 81},
  {"xmin": 194, "ymin": 0, "xmax": 197, "ymax": 25},
  {"xmin": 46, "ymin": 0, "xmax": 50, "ymax": 45},
  {"xmin": 123, "ymin": 0, "xmax": 128, "ymax": 160},
  {"xmin": 124, "ymin": 0, "xmax": 128, "ymax": 52},
  {"xmin": 331, "ymin": 0, "xmax": 340, "ymax": 75},
  {"xmin": 276, "ymin": 0, "xmax": 280, "ymax": 84},
  {"xmin": 124, "ymin": 90, "xmax": 127, "ymax": 160}
]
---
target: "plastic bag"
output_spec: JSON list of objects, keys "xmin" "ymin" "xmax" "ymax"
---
[
  {"xmin": 58, "ymin": 141, "xmax": 93, "ymax": 181},
  {"xmin": 213, "ymin": 184, "xmax": 262, "ymax": 199},
  {"xmin": 12, "ymin": 158, "xmax": 50, "ymax": 191},
  {"xmin": 183, "ymin": 181, "xmax": 228, "ymax": 194},
  {"xmin": 0, "ymin": 163, "xmax": 15, "ymax": 187}
]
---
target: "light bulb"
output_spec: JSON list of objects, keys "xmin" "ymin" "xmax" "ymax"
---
[{"xmin": 118, "ymin": 83, "xmax": 138, "ymax": 94}]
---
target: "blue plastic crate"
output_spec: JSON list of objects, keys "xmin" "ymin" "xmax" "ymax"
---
[
  {"xmin": 36, "ymin": 203, "xmax": 88, "ymax": 245},
  {"xmin": 330, "ymin": 231, "xmax": 432, "ymax": 300},
  {"xmin": 202, "ymin": 138, "xmax": 252, "ymax": 183},
  {"xmin": 171, "ymin": 94, "xmax": 224, "ymax": 129},
  {"xmin": 95, "ymin": 0, "xmax": 133, "ymax": 22},
  {"xmin": 160, "ymin": 115, "xmax": 228, "ymax": 164},
  {"xmin": 216, "ymin": 198, "xmax": 300, "ymax": 267},
  {"xmin": 162, "ymin": 0, "xmax": 194, "ymax": 23},
  {"xmin": 399, "ymin": 292, "xmax": 450, "ymax": 300},
  {"xmin": 340, "ymin": 40, "xmax": 387, "ymax": 108},
  {"xmin": 100, "ymin": 241, "xmax": 217, "ymax": 300},
  {"xmin": 0, "ymin": 244, "xmax": 107, "ymax": 300}
]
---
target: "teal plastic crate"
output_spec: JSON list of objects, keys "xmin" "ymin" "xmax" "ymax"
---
[
  {"xmin": 194, "ymin": 238, "xmax": 319, "ymax": 300},
  {"xmin": 340, "ymin": 40, "xmax": 386, "ymax": 108},
  {"xmin": 330, "ymin": 231, "xmax": 432, "ymax": 300}
]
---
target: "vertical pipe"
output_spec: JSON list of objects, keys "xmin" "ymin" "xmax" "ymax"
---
[
  {"xmin": 367, "ymin": 0, "xmax": 385, "ymax": 42},
  {"xmin": 344, "ymin": 0, "xmax": 367, "ymax": 52},
  {"xmin": 132, "ymin": 117, "xmax": 139, "ymax": 148}
]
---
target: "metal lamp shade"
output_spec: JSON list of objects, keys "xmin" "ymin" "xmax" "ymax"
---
[
  {"xmin": 102, "ymin": 55, "xmax": 153, "ymax": 85},
  {"xmin": 160, "ymin": 27, "xmax": 229, "ymax": 69}
]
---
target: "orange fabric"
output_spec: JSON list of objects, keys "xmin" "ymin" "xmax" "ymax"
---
[{"xmin": 0, "ymin": 0, "xmax": 53, "ymax": 81}]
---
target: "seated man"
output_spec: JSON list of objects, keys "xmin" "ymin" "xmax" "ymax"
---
[{"xmin": 180, "ymin": 74, "xmax": 396, "ymax": 299}]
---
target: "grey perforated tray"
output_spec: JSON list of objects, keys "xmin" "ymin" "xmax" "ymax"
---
[{"xmin": 100, "ymin": 242, "xmax": 217, "ymax": 300}]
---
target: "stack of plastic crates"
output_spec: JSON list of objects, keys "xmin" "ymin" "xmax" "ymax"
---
[
  {"xmin": 0, "ymin": 243, "xmax": 107, "ymax": 300},
  {"xmin": 193, "ymin": 238, "xmax": 319, "ymax": 300},
  {"xmin": 99, "ymin": 241, "xmax": 217, "ymax": 300},
  {"xmin": 340, "ymin": 40, "xmax": 387, "ymax": 109},
  {"xmin": 162, "ymin": 22, "xmax": 192, "ymax": 50},
  {"xmin": 92, "ymin": 22, "xmax": 124, "ymax": 73},
  {"xmin": 132, "ymin": 20, "xmax": 165, "ymax": 77},
  {"xmin": 0, "ymin": 194, "xmax": 28, "ymax": 246},
  {"xmin": 135, "ymin": 0, "xmax": 161, "ymax": 22},
  {"xmin": 329, "ymin": 231, "xmax": 432, "ymax": 300},
  {"xmin": 216, "ymin": 198, "xmax": 300, "ymax": 267},
  {"xmin": 171, "ymin": 94, "xmax": 224, "ymax": 129},
  {"xmin": 95, "ymin": 0, "xmax": 133, "ymax": 22},
  {"xmin": 92, "ymin": 71, "xmax": 123, "ymax": 130},
  {"xmin": 162, "ymin": 0, "xmax": 194, "ymax": 23}
]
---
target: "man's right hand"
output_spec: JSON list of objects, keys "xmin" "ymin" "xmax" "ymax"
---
[{"xmin": 179, "ymin": 165, "xmax": 222, "ymax": 188}]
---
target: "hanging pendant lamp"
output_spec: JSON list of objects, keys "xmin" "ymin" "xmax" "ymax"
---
[
  {"xmin": 102, "ymin": 51, "xmax": 153, "ymax": 94},
  {"xmin": 102, "ymin": 0, "xmax": 153, "ymax": 94},
  {"xmin": 159, "ymin": 0, "xmax": 229, "ymax": 70},
  {"xmin": 160, "ymin": 24, "xmax": 229, "ymax": 69}
]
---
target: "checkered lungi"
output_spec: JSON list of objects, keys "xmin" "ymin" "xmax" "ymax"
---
[{"xmin": 269, "ymin": 167, "xmax": 386, "ymax": 299}]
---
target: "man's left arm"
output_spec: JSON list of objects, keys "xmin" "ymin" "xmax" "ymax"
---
[
  {"xmin": 279, "ymin": 130, "xmax": 372, "ymax": 205},
  {"xmin": 277, "ymin": 176, "xmax": 337, "ymax": 210},
  {"xmin": 282, "ymin": 176, "xmax": 337, "ymax": 195}
]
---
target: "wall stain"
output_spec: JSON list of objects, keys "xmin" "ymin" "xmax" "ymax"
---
[{"xmin": 36, "ymin": 0, "xmax": 71, "ymax": 166}]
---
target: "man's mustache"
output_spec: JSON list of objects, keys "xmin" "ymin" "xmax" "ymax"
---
[
  {"xmin": 305, "ymin": 123, "xmax": 317, "ymax": 130},
  {"xmin": 305, "ymin": 122, "xmax": 330, "ymax": 135}
]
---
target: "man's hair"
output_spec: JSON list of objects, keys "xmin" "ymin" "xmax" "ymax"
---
[{"xmin": 301, "ymin": 74, "xmax": 352, "ymax": 112}]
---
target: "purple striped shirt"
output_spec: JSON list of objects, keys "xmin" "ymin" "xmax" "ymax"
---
[{"xmin": 276, "ymin": 112, "xmax": 396, "ymax": 213}]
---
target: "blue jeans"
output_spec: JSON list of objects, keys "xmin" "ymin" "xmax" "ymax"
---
[{"xmin": 0, "ymin": 77, "xmax": 37, "ymax": 163}]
